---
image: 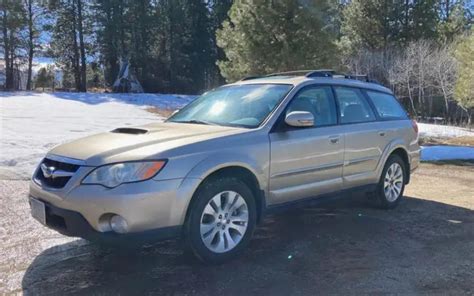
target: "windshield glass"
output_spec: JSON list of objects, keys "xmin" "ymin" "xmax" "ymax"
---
[{"xmin": 167, "ymin": 84, "xmax": 292, "ymax": 128}]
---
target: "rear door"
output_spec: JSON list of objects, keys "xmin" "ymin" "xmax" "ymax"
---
[
  {"xmin": 268, "ymin": 85, "xmax": 344, "ymax": 205},
  {"xmin": 333, "ymin": 86, "xmax": 383, "ymax": 189}
]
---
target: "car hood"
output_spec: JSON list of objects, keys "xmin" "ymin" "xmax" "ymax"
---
[{"xmin": 48, "ymin": 122, "xmax": 247, "ymax": 166}]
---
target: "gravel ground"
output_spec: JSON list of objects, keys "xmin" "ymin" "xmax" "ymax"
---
[{"xmin": 1, "ymin": 163, "xmax": 473, "ymax": 295}]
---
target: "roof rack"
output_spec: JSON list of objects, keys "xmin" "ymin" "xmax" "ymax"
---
[
  {"xmin": 264, "ymin": 69, "xmax": 335, "ymax": 78},
  {"xmin": 240, "ymin": 75, "xmax": 261, "ymax": 81},
  {"xmin": 240, "ymin": 69, "xmax": 380, "ymax": 85},
  {"xmin": 305, "ymin": 70, "xmax": 335, "ymax": 78}
]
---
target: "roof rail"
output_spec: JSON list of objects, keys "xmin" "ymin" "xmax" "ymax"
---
[
  {"xmin": 339, "ymin": 74, "xmax": 380, "ymax": 84},
  {"xmin": 305, "ymin": 70, "xmax": 335, "ymax": 78},
  {"xmin": 265, "ymin": 69, "xmax": 336, "ymax": 78},
  {"xmin": 238, "ymin": 69, "xmax": 381, "ymax": 85},
  {"xmin": 265, "ymin": 70, "xmax": 314, "ymax": 77},
  {"xmin": 239, "ymin": 75, "xmax": 261, "ymax": 81}
]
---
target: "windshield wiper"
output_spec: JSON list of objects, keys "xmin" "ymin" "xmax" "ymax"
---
[{"xmin": 175, "ymin": 119, "xmax": 215, "ymax": 125}]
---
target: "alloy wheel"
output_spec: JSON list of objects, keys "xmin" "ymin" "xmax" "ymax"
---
[
  {"xmin": 384, "ymin": 162, "xmax": 404, "ymax": 202},
  {"xmin": 200, "ymin": 191, "xmax": 249, "ymax": 253}
]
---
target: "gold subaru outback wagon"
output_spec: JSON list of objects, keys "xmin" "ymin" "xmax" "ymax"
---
[{"xmin": 29, "ymin": 70, "xmax": 420, "ymax": 263}]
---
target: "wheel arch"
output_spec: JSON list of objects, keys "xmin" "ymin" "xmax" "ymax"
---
[
  {"xmin": 183, "ymin": 165, "xmax": 266, "ymax": 226},
  {"xmin": 388, "ymin": 147, "xmax": 411, "ymax": 184}
]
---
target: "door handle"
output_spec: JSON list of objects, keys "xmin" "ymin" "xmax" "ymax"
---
[
  {"xmin": 378, "ymin": 131, "xmax": 386, "ymax": 136},
  {"xmin": 329, "ymin": 136, "xmax": 340, "ymax": 144}
]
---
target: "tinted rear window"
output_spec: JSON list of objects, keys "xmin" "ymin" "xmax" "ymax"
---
[
  {"xmin": 334, "ymin": 87, "xmax": 376, "ymax": 124},
  {"xmin": 365, "ymin": 91, "xmax": 408, "ymax": 120}
]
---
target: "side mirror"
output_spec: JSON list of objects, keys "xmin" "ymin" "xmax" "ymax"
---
[{"xmin": 285, "ymin": 111, "xmax": 314, "ymax": 127}]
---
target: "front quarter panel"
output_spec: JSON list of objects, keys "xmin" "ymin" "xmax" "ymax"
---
[
  {"xmin": 182, "ymin": 132, "xmax": 270, "ymax": 191},
  {"xmin": 152, "ymin": 130, "xmax": 270, "ymax": 225}
]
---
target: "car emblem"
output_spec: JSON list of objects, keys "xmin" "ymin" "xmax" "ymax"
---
[{"xmin": 41, "ymin": 164, "xmax": 56, "ymax": 179}]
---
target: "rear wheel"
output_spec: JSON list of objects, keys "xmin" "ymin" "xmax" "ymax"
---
[
  {"xmin": 184, "ymin": 177, "xmax": 256, "ymax": 263},
  {"xmin": 376, "ymin": 155, "xmax": 406, "ymax": 209}
]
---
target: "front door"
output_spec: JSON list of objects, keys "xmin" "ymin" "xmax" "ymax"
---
[{"xmin": 268, "ymin": 86, "xmax": 344, "ymax": 205}]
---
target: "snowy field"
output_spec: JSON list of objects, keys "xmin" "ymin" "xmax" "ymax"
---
[
  {"xmin": 0, "ymin": 92, "xmax": 194, "ymax": 180},
  {"xmin": 1, "ymin": 92, "xmax": 473, "ymax": 180},
  {"xmin": 418, "ymin": 122, "xmax": 474, "ymax": 138}
]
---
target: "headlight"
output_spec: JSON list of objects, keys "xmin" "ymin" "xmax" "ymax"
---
[{"xmin": 82, "ymin": 160, "xmax": 167, "ymax": 188}]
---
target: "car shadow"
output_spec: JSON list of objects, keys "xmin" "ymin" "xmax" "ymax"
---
[{"xmin": 21, "ymin": 194, "xmax": 474, "ymax": 295}]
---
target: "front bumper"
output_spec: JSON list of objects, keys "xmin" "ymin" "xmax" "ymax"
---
[
  {"xmin": 29, "ymin": 174, "xmax": 202, "ymax": 240},
  {"xmin": 29, "ymin": 197, "xmax": 182, "ymax": 244}
]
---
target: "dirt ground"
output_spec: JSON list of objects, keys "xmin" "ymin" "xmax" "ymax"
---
[
  {"xmin": 420, "ymin": 135, "xmax": 474, "ymax": 147},
  {"xmin": 1, "ymin": 163, "xmax": 473, "ymax": 295}
]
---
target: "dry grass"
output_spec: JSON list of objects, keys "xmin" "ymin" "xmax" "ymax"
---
[
  {"xmin": 420, "ymin": 135, "xmax": 474, "ymax": 147},
  {"xmin": 145, "ymin": 106, "xmax": 176, "ymax": 118},
  {"xmin": 443, "ymin": 136, "xmax": 474, "ymax": 146}
]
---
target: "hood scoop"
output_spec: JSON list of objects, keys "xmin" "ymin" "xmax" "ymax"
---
[{"xmin": 111, "ymin": 127, "xmax": 149, "ymax": 135}]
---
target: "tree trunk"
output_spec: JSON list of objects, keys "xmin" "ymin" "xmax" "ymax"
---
[
  {"xmin": 77, "ymin": 0, "xmax": 87, "ymax": 92},
  {"xmin": 445, "ymin": 0, "xmax": 450, "ymax": 20},
  {"xmin": 407, "ymin": 80, "xmax": 416, "ymax": 116},
  {"xmin": 468, "ymin": 110, "xmax": 472, "ymax": 128},
  {"xmin": 71, "ymin": 0, "xmax": 81, "ymax": 91},
  {"xmin": 2, "ymin": 9, "xmax": 13, "ymax": 90},
  {"xmin": 26, "ymin": 0, "xmax": 34, "ymax": 90},
  {"xmin": 7, "ymin": 31, "xmax": 16, "ymax": 90},
  {"xmin": 404, "ymin": 0, "xmax": 409, "ymax": 42}
]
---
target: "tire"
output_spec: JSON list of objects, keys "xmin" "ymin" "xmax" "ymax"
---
[
  {"xmin": 184, "ymin": 176, "xmax": 257, "ymax": 264},
  {"xmin": 376, "ymin": 155, "xmax": 406, "ymax": 209}
]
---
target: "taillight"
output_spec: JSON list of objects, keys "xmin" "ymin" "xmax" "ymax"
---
[{"xmin": 411, "ymin": 120, "xmax": 418, "ymax": 134}]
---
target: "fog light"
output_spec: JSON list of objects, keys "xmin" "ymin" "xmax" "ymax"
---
[{"xmin": 110, "ymin": 215, "xmax": 128, "ymax": 234}]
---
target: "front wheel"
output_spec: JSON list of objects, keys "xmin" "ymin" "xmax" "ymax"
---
[
  {"xmin": 184, "ymin": 177, "xmax": 257, "ymax": 264},
  {"xmin": 376, "ymin": 155, "xmax": 406, "ymax": 209}
]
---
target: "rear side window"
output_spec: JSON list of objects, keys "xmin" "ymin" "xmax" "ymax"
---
[
  {"xmin": 367, "ymin": 91, "xmax": 408, "ymax": 119},
  {"xmin": 365, "ymin": 91, "xmax": 408, "ymax": 120},
  {"xmin": 334, "ymin": 87, "xmax": 376, "ymax": 124}
]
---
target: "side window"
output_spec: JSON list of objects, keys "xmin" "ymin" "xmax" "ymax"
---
[
  {"xmin": 365, "ymin": 91, "xmax": 408, "ymax": 120},
  {"xmin": 286, "ymin": 86, "xmax": 337, "ymax": 127},
  {"xmin": 334, "ymin": 87, "xmax": 376, "ymax": 124}
]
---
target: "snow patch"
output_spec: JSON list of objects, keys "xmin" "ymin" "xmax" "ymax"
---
[
  {"xmin": 418, "ymin": 123, "xmax": 474, "ymax": 138},
  {"xmin": 0, "ymin": 92, "xmax": 194, "ymax": 180}
]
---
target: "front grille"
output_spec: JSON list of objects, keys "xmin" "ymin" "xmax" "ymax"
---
[{"xmin": 35, "ymin": 158, "xmax": 80, "ymax": 189}]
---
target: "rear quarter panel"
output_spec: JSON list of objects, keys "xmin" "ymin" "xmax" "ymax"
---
[{"xmin": 375, "ymin": 119, "xmax": 420, "ymax": 181}]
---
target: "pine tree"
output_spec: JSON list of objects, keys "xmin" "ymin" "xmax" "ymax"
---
[
  {"xmin": 93, "ymin": 0, "xmax": 127, "ymax": 86},
  {"xmin": 180, "ymin": 0, "xmax": 214, "ymax": 92},
  {"xmin": 155, "ymin": 0, "xmax": 215, "ymax": 93},
  {"xmin": 35, "ymin": 66, "xmax": 54, "ymax": 90},
  {"xmin": 208, "ymin": 0, "xmax": 233, "ymax": 86},
  {"xmin": 48, "ymin": 0, "xmax": 90, "ymax": 92},
  {"xmin": 77, "ymin": 0, "xmax": 87, "ymax": 91},
  {"xmin": 216, "ymin": 0, "xmax": 339, "ymax": 82},
  {"xmin": 127, "ymin": 0, "xmax": 154, "ymax": 91},
  {"xmin": 410, "ymin": 0, "xmax": 440, "ymax": 41},
  {"xmin": 0, "ymin": 0, "xmax": 26, "ymax": 90},
  {"xmin": 341, "ymin": 0, "xmax": 403, "ymax": 51},
  {"xmin": 437, "ymin": 0, "xmax": 473, "ymax": 41},
  {"xmin": 94, "ymin": 0, "xmax": 216, "ymax": 93},
  {"xmin": 341, "ymin": 0, "xmax": 447, "ymax": 53},
  {"xmin": 23, "ymin": 0, "xmax": 44, "ymax": 90}
]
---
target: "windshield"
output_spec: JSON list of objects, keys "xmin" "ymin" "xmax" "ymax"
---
[{"xmin": 167, "ymin": 84, "xmax": 292, "ymax": 128}]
